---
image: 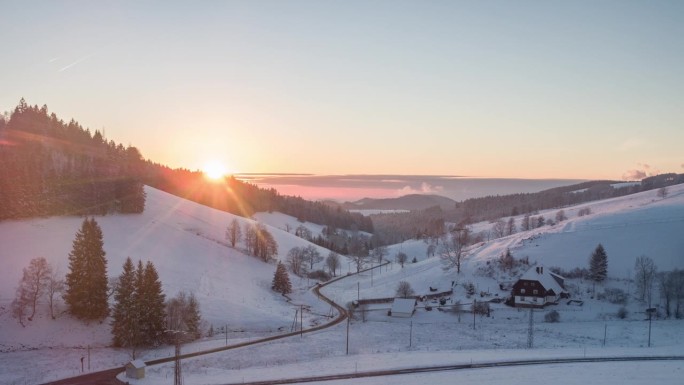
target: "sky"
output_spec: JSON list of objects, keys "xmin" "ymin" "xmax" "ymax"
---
[{"xmin": 1, "ymin": 0, "xmax": 683, "ymax": 180}]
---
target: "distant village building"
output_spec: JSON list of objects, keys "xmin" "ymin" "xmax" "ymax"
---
[
  {"xmin": 390, "ymin": 298, "xmax": 417, "ymax": 317},
  {"xmin": 512, "ymin": 266, "xmax": 568, "ymax": 308},
  {"xmin": 125, "ymin": 359, "xmax": 146, "ymax": 379}
]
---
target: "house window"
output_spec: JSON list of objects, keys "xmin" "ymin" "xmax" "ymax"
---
[
  {"xmin": 520, "ymin": 289, "xmax": 526, "ymax": 294},
  {"xmin": 531, "ymin": 282, "xmax": 536, "ymax": 287},
  {"xmin": 520, "ymin": 296, "xmax": 525, "ymax": 301},
  {"xmin": 533, "ymin": 290, "xmax": 538, "ymax": 295}
]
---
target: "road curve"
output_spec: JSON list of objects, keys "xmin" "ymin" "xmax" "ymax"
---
[{"xmin": 42, "ymin": 262, "xmax": 382, "ymax": 385}]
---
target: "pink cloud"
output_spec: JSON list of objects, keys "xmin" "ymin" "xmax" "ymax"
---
[
  {"xmin": 622, "ymin": 163, "xmax": 660, "ymax": 181},
  {"xmin": 395, "ymin": 182, "xmax": 444, "ymax": 196}
]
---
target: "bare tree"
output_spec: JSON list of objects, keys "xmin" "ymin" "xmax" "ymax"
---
[
  {"xmin": 16, "ymin": 257, "xmax": 52, "ymax": 321},
  {"xmin": 349, "ymin": 253, "xmax": 368, "ymax": 273},
  {"xmin": 372, "ymin": 246, "xmax": 388, "ymax": 263},
  {"xmin": 537, "ymin": 215, "xmax": 546, "ymax": 228},
  {"xmin": 286, "ymin": 247, "xmax": 305, "ymax": 276},
  {"xmin": 491, "ymin": 219, "xmax": 506, "ymax": 238},
  {"xmin": 348, "ymin": 234, "xmax": 369, "ymax": 273},
  {"xmin": 47, "ymin": 268, "xmax": 65, "ymax": 319},
  {"xmin": 521, "ymin": 214, "xmax": 531, "ymax": 231},
  {"xmin": 11, "ymin": 296, "xmax": 28, "ymax": 327},
  {"xmin": 325, "ymin": 252, "xmax": 341, "ymax": 277},
  {"xmin": 657, "ymin": 187, "xmax": 669, "ymax": 199},
  {"xmin": 674, "ymin": 270, "xmax": 684, "ymax": 318},
  {"xmin": 302, "ymin": 245, "xmax": 322, "ymax": 271},
  {"xmin": 658, "ymin": 270, "xmax": 680, "ymax": 318},
  {"xmin": 634, "ymin": 255, "xmax": 657, "ymax": 306},
  {"xmin": 506, "ymin": 217, "xmax": 516, "ymax": 236},
  {"xmin": 395, "ymin": 281, "xmax": 415, "ymax": 298},
  {"xmin": 395, "ymin": 252, "xmax": 408, "ymax": 268},
  {"xmin": 225, "ymin": 218, "xmax": 242, "ymax": 247},
  {"xmin": 426, "ymin": 243, "xmax": 436, "ymax": 258},
  {"xmin": 243, "ymin": 223, "xmax": 256, "ymax": 254},
  {"xmin": 555, "ymin": 210, "xmax": 567, "ymax": 223},
  {"xmin": 440, "ymin": 227, "xmax": 469, "ymax": 274},
  {"xmin": 295, "ymin": 225, "xmax": 312, "ymax": 240}
]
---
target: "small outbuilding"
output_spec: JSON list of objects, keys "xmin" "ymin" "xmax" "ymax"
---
[
  {"xmin": 390, "ymin": 298, "xmax": 416, "ymax": 318},
  {"xmin": 125, "ymin": 359, "xmax": 146, "ymax": 379}
]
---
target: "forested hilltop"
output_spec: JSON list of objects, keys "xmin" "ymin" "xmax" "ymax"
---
[
  {"xmin": 0, "ymin": 100, "xmax": 372, "ymax": 232},
  {"xmin": 0, "ymin": 99, "xmax": 146, "ymax": 219}
]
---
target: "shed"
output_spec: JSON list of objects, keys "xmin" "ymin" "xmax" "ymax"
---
[
  {"xmin": 390, "ymin": 298, "xmax": 416, "ymax": 318},
  {"xmin": 125, "ymin": 359, "xmax": 146, "ymax": 379}
]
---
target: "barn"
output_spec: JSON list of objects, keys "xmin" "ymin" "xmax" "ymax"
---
[
  {"xmin": 125, "ymin": 359, "xmax": 146, "ymax": 379},
  {"xmin": 511, "ymin": 266, "xmax": 568, "ymax": 308},
  {"xmin": 390, "ymin": 298, "xmax": 416, "ymax": 317}
]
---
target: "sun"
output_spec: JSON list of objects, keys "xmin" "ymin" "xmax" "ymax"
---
[{"xmin": 202, "ymin": 161, "xmax": 228, "ymax": 180}]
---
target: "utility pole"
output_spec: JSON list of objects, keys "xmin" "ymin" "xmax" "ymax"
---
[
  {"xmin": 174, "ymin": 332, "xmax": 184, "ymax": 385},
  {"xmin": 473, "ymin": 299, "xmax": 476, "ymax": 330},
  {"xmin": 647, "ymin": 307, "xmax": 655, "ymax": 347},
  {"xmin": 409, "ymin": 320, "xmax": 413, "ymax": 348},
  {"xmin": 300, "ymin": 305, "xmax": 303, "ymax": 338},
  {"xmin": 357, "ymin": 281, "xmax": 360, "ymax": 302},
  {"xmin": 527, "ymin": 308, "xmax": 534, "ymax": 349},
  {"xmin": 346, "ymin": 316, "xmax": 350, "ymax": 355}
]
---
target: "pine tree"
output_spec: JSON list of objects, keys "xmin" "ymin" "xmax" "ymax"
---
[
  {"xmin": 272, "ymin": 262, "xmax": 292, "ymax": 295},
  {"xmin": 185, "ymin": 293, "xmax": 201, "ymax": 339},
  {"xmin": 111, "ymin": 257, "xmax": 139, "ymax": 347},
  {"xmin": 589, "ymin": 243, "xmax": 608, "ymax": 283},
  {"xmin": 138, "ymin": 261, "xmax": 166, "ymax": 346},
  {"xmin": 64, "ymin": 218, "xmax": 109, "ymax": 319}
]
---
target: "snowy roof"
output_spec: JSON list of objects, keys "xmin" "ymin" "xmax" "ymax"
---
[
  {"xmin": 391, "ymin": 298, "xmax": 416, "ymax": 314},
  {"xmin": 518, "ymin": 266, "xmax": 566, "ymax": 294},
  {"xmin": 127, "ymin": 359, "xmax": 146, "ymax": 369}
]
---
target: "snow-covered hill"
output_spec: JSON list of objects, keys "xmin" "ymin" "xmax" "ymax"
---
[
  {"xmin": 0, "ymin": 186, "xmax": 333, "ymax": 349},
  {"xmin": 1, "ymin": 183, "xmax": 683, "ymax": 385},
  {"xmin": 325, "ymin": 183, "xmax": 684, "ymax": 307}
]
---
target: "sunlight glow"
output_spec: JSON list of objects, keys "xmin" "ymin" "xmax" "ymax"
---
[{"xmin": 202, "ymin": 161, "xmax": 228, "ymax": 180}]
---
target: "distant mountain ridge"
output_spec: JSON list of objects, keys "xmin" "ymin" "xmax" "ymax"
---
[{"xmin": 342, "ymin": 194, "xmax": 456, "ymax": 211}]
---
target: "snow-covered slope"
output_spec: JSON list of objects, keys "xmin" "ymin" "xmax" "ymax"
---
[
  {"xmin": 466, "ymin": 183, "xmax": 684, "ymax": 275},
  {"xmin": 0, "ymin": 186, "xmax": 330, "ymax": 350},
  {"xmin": 1, "ymin": 183, "xmax": 683, "ymax": 385},
  {"xmin": 325, "ymin": 183, "xmax": 684, "ymax": 306}
]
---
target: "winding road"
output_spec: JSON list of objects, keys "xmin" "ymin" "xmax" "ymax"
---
[
  {"xmin": 42, "ymin": 263, "xmax": 683, "ymax": 385},
  {"xmin": 43, "ymin": 262, "xmax": 363, "ymax": 385}
]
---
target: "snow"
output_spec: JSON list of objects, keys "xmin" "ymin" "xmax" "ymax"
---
[{"xmin": 1, "ymin": 184, "xmax": 683, "ymax": 384}]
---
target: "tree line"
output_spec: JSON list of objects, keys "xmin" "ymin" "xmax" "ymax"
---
[
  {"xmin": 0, "ymin": 99, "xmax": 146, "ymax": 220},
  {"xmin": 0, "ymin": 100, "xmax": 371, "ymax": 237}
]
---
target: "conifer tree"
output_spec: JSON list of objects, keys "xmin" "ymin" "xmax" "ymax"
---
[
  {"xmin": 111, "ymin": 257, "xmax": 138, "ymax": 347},
  {"xmin": 64, "ymin": 218, "xmax": 109, "ymax": 319},
  {"xmin": 272, "ymin": 262, "xmax": 292, "ymax": 295},
  {"xmin": 185, "ymin": 293, "xmax": 202, "ymax": 339},
  {"xmin": 589, "ymin": 243, "xmax": 608, "ymax": 283},
  {"xmin": 138, "ymin": 261, "xmax": 166, "ymax": 346}
]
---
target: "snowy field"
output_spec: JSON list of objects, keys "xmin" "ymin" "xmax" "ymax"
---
[{"xmin": 0, "ymin": 184, "xmax": 683, "ymax": 384}]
